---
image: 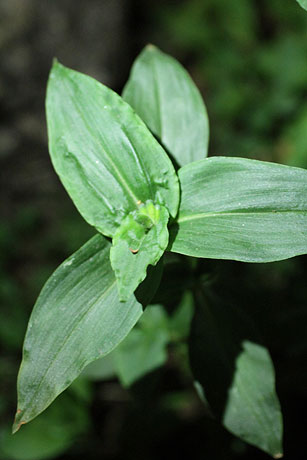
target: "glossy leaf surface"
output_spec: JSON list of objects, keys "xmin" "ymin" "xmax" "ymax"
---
[
  {"xmin": 170, "ymin": 157, "xmax": 307, "ymax": 262},
  {"xmin": 110, "ymin": 201, "xmax": 169, "ymax": 301},
  {"xmin": 46, "ymin": 61, "xmax": 179, "ymax": 237},
  {"xmin": 123, "ymin": 45, "xmax": 209, "ymax": 167},
  {"xmin": 190, "ymin": 292, "xmax": 283, "ymax": 457},
  {"xmin": 13, "ymin": 235, "xmax": 143, "ymax": 432}
]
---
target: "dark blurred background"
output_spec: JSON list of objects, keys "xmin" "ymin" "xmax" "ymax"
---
[{"xmin": 1, "ymin": 1, "xmax": 307, "ymax": 459}]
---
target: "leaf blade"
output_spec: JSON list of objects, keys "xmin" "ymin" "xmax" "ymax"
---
[
  {"xmin": 46, "ymin": 61, "xmax": 179, "ymax": 237},
  {"xmin": 170, "ymin": 157, "xmax": 307, "ymax": 262},
  {"xmin": 190, "ymin": 292, "xmax": 283, "ymax": 456},
  {"xmin": 13, "ymin": 234, "xmax": 144, "ymax": 432},
  {"xmin": 123, "ymin": 45, "xmax": 209, "ymax": 167}
]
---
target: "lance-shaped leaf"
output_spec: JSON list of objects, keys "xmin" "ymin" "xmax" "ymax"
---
[
  {"xmin": 13, "ymin": 234, "xmax": 161, "ymax": 433},
  {"xmin": 297, "ymin": 0, "xmax": 307, "ymax": 11},
  {"xmin": 123, "ymin": 45, "xmax": 209, "ymax": 167},
  {"xmin": 190, "ymin": 291, "xmax": 283, "ymax": 457},
  {"xmin": 170, "ymin": 157, "xmax": 307, "ymax": 262},
  {"xmin": 110, "ymin": 201, "xmax": 169, "ymax": 301},
  {"xmin": 46, "ymin": 61, "xmax": 179, "ymax": 237}
]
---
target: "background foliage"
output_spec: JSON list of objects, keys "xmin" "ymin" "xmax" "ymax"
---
[{"xmin": 1, "ymin": 0, "xmax": 307, "ymax": 459}]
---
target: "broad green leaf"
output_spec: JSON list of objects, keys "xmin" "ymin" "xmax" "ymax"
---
[
  {"xmin": 190, "ymin": 292, "xmax": 283, "ymax": 457},
  {"xmin": 170, "ymin": 157, "xmax": 307, "ymax": 262},
  {"xmin": 13, "ymin": 234, "xmax": 145, "ymax": 433},
  {"xmin": 113, "ymin": 304, "xmax": 170, "ymax": 387},
  {"xmin": 297, "ymin": 0, "xmax": 307, "ymax": 11},
  {"xmin": 46, "ymin": 61, "xmax": 179, "ymax": 237},
  {"xmin": 123, "ymin": 45, "xmax": 209, "ymax": 167},
  {"xmin": 110, "ymin": 201, "xmax": 169, "ymax": 301}
]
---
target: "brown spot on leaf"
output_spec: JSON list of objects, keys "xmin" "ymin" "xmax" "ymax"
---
[{"xmin": 15, "ymin": 421, "xmax": 26, "ymax": 432}]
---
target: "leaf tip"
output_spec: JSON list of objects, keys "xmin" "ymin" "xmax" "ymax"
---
[
  {"xmin": 12, "ymin": 409, "xmax": 27, "ymax": 434},
  {"xmin": 145, "ymin": 43, "xmax": 158, "ymax": 52},
  {"xmin": 52, "ymin": 57, "xmax": 66, "ymax": 71}
]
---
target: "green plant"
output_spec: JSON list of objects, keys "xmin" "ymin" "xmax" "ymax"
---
[{"xmin": 13, "ymin": 45, "xmax": 307, "ymax": 458}]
